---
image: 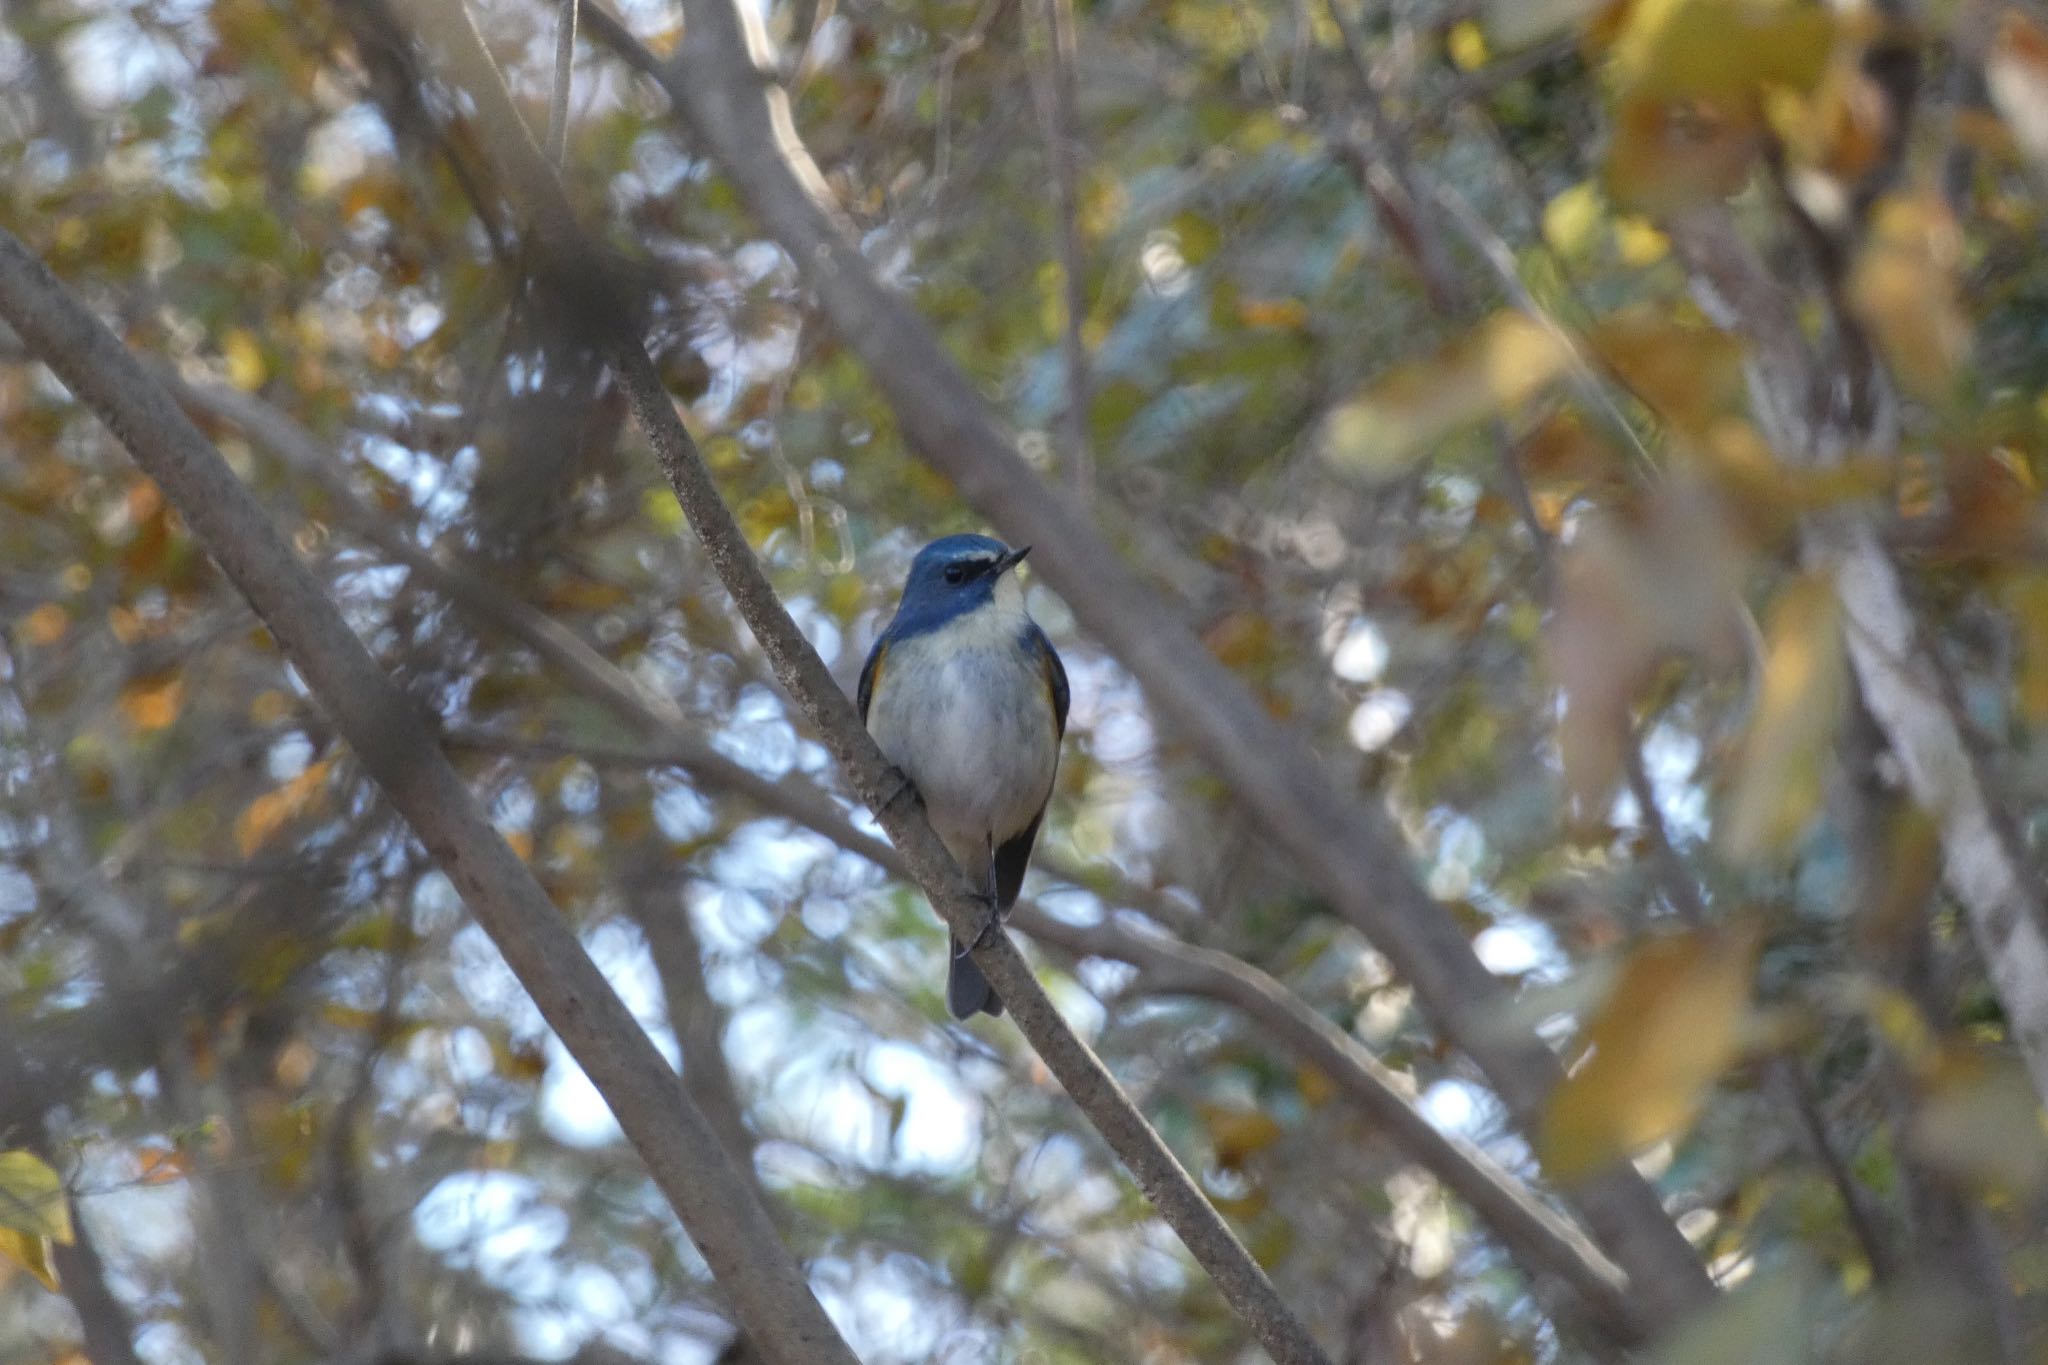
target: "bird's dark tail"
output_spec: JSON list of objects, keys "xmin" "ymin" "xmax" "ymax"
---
[{"xmin": 947, "ymin": 937, "xmax": 1003, "ymax": 1018}]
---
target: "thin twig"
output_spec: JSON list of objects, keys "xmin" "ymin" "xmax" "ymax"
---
[
  {"xmin": 1767, "ymin": 1053, "xmax": 1899, "ymax": 1284},
  {"xmin": 1030, "ymin": 0, "xmax": 1094, "ymax": 495},
  {"xmin": 1619, "ymin": 726, "xmax": 1709, "ymax": 927},
  {"xmin": 549, "ymin": 0, "xmax": 579, "ymax": 166}
]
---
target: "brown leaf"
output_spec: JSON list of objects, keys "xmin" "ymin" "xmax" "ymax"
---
[
  {"xmin": 19, "ymin": 603, "xmax": 68, "ymax": 647},
  {"xmin": 1585, "ymin": 306, "xmax": 1746, "ymax": 432},
  {"xmin": 1719, "ymin": 575, "xmax": 1845, "ymax": 861},
  {"xmin": 1539, "ymin": 923, "xmax": 1761, "ymax": 1182},
  {"xmin": 1605, "ymin": 95, "xmax": 1764, "ymax": 213},
  {"xmin": 117, "ymin": 672, "xmax": 185, "ymax": 733},
  {"xmin": 1548, "ymin": 487, "xmax": 1750, "ymax": 805},
  {"xmin": 1987, "ymin": 10, "xmax": 2048, "ymax": 173},
  {"xmin": 133, "ymin": 1145, "xmax": 190, "ymax": 1187},
  {"xmin": 1848, "ymin": 192, "xmax": 1971, "ymax": 398},
  {"xmin": 1320, "ymin": 312, "xmax": 1570, "ymax": 479},
  {"xmin": 233, "ymin": 758, "xmax": 335, "ymax": 857}
]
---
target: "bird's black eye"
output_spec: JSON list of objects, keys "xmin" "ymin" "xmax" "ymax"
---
[{"xmin": 943, "ymin": 563, "xmax": 966, "ymax": 584}]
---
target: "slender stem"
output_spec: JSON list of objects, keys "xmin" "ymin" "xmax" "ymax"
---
[
  {"xmin": 1767, "ymin": 1054, "xmax": 1898, "ymax": 1284},
  {"xmin": 549, "ymin": 0, "xmax": 579, "ymax": 165},
  {"xmin": 1619, "ymin": 725, "xmax": 1709, "ymax": 927},
  {"xmin": 1032, "ymin": 0, "xmax": 1094, "ymax": 495}
]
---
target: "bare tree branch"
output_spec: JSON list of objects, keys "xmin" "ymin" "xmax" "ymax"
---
[
  {"xmin": 573, "ymin": 0, "xmax": 1711, "ymax": 1314},
  {"xmin": 1014, "ymin": 908, "xmax": 1646, "ymax": 1344},
  {"xmin": 632, "ymin": 885, "xmax": 759, "ymax": 1184},
  {"xmin": 458, "ymin": 715, "xmax": 1650, "ymax": 1339},
  {"xmin": 0, "ymin": 228, "xmax": 862, "ymax": 1365}
]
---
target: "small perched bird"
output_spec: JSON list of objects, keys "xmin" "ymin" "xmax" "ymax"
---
[{"xmin": 859, "ymin": 534, "xmax": 1068, "ymax": 1018}]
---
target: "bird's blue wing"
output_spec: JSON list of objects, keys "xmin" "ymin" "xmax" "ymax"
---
[
  {"xmin": 857, "ymin": 633, "xmax": 889, "ymax": 724},
  {"xmin": 1028, "ymin": 622, "xmax": 1069, "ymax": 738},
  {"xmin": 991, "ymin": 624, "xmax": 1068, "ymax": 908},
  {"xmin": 992, "ymin": 809, "xmax": 1044, "ymax": 910}
]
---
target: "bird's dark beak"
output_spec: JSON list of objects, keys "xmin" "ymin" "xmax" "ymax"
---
[{"xmin": 997, "ymin": 545, "xmax": 1031, "ymax": 577}]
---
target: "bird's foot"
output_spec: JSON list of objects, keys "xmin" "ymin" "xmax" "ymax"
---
[{"xmin": 960, "ymin": 897, "xmax": 1004, "ymax": 954}]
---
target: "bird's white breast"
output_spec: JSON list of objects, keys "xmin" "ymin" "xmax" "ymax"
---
[{"xmin": 866, "ymin": 592, "xmax": 1058, "ymax": 878}]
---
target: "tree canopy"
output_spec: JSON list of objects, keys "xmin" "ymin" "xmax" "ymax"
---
[{"xmin": 3, "ymin": 0, "xmax": 2048, "ymax": 1362}]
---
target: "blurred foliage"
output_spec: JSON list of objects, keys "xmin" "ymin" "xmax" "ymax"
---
[{"xmin": 0, "ymin": 0, "xmax": 2047, "ymax": 1361}]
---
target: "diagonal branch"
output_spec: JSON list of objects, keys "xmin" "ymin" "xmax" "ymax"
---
[
  {"xmin": 453, "ymin": 720, "xmax": 1647, "ymax": 1341},
  {"xmin": 1013, "ymin": 908, "xmax": 1643, "ymax": 1342},
  {"xmin": 574, "ymin": 0, "xmax": 1711, "ymax": 1314},
  {"xmin": 0, "ymin": 230, "xmax": 862, "ymax": 1365}
]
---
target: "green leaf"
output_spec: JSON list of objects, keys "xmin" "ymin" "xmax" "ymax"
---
[{"xmin": 0, "ymin": 1150, "xmax": 72, "ymax": 1245}]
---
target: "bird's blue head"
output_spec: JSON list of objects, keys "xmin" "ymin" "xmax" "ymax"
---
[{"xmin": 888, "ymin": 533, "xmax": 1031, "ymax": 634}]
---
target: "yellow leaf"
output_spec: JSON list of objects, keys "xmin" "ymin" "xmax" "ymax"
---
[
  {"xmin": 1848, "ymin": 192, "xmax": 1971, "ymax": 397},
  {"xmin": 1447, "ymin": 19, "xmax": 1490, "ymax": 70},
  {"xmin": 1609, "ymin": 0, "xmax": 1835, "ymax": 104},
  {"xmin": 540, "ymin": 576, "xmax": 633, "ymax": 612},
  {"xmin": 1543, "ymin": 181, "xmax": 1606, "ymax": 258},
  {"xmin": 1540, "ymin": 923, "xmax": 1760, "ymax": 1182},
  {"xmin": 1200, "ymin": 1102, "xmax": 1285, "ymax": 1168},
  {"xmin": 1833, "ymin": 976, "xmax": 1934, "ymax": 1070},
  {"xmin": 19, "ymin": 603, "xmax": 68, "ymax": 646},
  {"xmin": 0, "ymin": 1151, "xmax": 72, "ymax": 1245},
  {"xmin": 233, "ymin": 758, "xmax": 334, "ymax": 857},
  {"xmin": 2011, "ymin": 577, "xmax": 2048, "ymax": 723},
  {"xmin": 0, "ymin": 1229, "xmax": 56, "ymax": 1291},
  {"xmin": 640, "ymin": 485, "xmax": 684, "ymax": 532},
  {"xmin": 1720, "ymin": 576, "xmax": 1845, "ymax": 860},
  {"xmin": 1768, "ymin": 48, "xmax": 1898, "ymax": 186},
  {"xmin": 222, "ymin": 328, "xmax": 267, "ymax": 392},
  {"xmin": 117, "ymin": 673, "xmax": 185, "ymax": 733},
  {"xmin": 1613, "ymin": 215, "xmax": 1670, "ymax": 265},
  {"xmin": 1320, "ymin": 312, "xmax": 1570, "ymax": 478},
  {"xmin": 1912, "ymin": 1045, "xmax": 2048, "ymax": 1196}
]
